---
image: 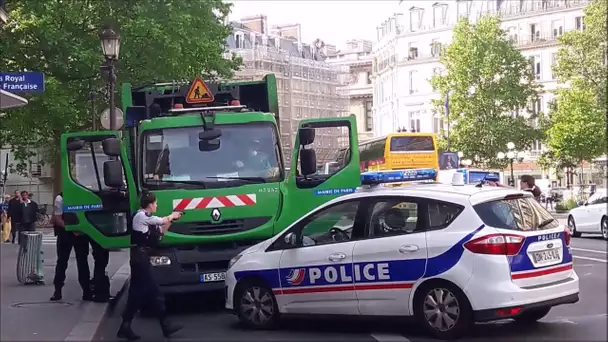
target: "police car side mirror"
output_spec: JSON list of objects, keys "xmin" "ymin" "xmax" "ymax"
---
[{"xmin": 284, "ymin": 232, "xmax": 297, "ymax": 246}]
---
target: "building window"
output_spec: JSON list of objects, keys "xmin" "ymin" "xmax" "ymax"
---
[
  {"xmin": 365, "ymin": 101, "xmax": 373, "ymax": 132},
  {"xmin": 575, "ymin": 16, "xmax": 585, "ymax": 31},
  {"xmin": 550, "ymin": 53, "xmax": 557, "ymax": 79},
  {"xmin": 530, "ymin": 55, "xmax": 541, "ymax": 80},
  {"xmin": 366, "ymin": 71, "xmax": 372, "ymax": 84},
  {"xmin": 433, "ymin": 115, "xmax": 444, "ymax": 133},
  {"xmin": 409, "ymin": 71, "xmax": 419, "ymax": 94},
  {"xmin": 529, "ymin": 23, "xmax": 540, "ymax": 42},
  {"xmin": 409, "ymin": 111, "xmax": 421, "ymax": 132},
  {"xmin": 457, "ymin": 0, "xmax": 471, "ymax": 18},
  {"xmin": 410, "ymin": 9, "xmax": 422, "ymax": 32},
  {"xmin": 433, "ymin": 4, "xmax": 448, "ymax": 28},
  {"xmin": 431, "ymin": 39, "xmax": 441, "ymax": 57},
  {"xmin": 234, "ymin": 33, "xmax": 243, "ymax": 49},
  {"xmin": 530, "ymin": 56, "xmax": 541, "ymax": 80},
  {"xmin": 408, "ymin": 42, "xmax": 419, "ymax": 59},
  {"xmin": 507, "ymin": 26, "xmax": 518, "ymax": 43},
  {"xmin": 551, "ymin": 20, "xmax": 564, "ymax": 39}
]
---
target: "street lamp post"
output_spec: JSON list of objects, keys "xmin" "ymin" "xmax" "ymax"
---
[
  {"xmin": 99, "ymin": 26, "xmax": 120, "ymax": 131},
  {"xmin": 497, "ymin": 142, "xmax": 525, "ymax": 187}
]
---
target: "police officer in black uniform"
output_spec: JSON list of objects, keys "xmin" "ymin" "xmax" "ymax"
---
[{"xmin": 117, "ymin": 191, "xmax": 183, "ymax": 341}]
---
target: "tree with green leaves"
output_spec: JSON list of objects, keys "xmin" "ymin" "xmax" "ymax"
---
[
  {"xmin": 430, "ymin": 15, "xmax": 542, "ymax": 169},
  {"xmin": 546, "ymin": 85, "xmax": 606, "ymax": 172},
  {"xmin": 547, "ymin": 0, "xmax": 607, "ymax": 167},
  {"xmin": 0, "ymin": 0, "xmax": 241, "ymax": 192}
]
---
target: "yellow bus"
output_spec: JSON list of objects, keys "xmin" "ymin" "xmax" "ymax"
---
[{"xmin": 335, "ymin": 132, "xmax": 439, "ymax": 173}]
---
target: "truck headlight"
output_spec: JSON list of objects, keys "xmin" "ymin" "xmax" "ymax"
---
[
  {"xmin": 150, "ymin": 256, "xmax": 171, "ymax": 266},
  {"xmin": 228, "ymin": 254, "xmax": 243, "ymax": 270}
]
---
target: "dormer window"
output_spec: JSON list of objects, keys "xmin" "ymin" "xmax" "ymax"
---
[
  {"xmin": 432, "ymin": 3, "xmax": 448, "ymax": 28},
  {"xmin": 409, "ymin": 7, "xmax": 423, "ymax": 32},
  {"xmin": 456, "ymin": 0, "xmax": 471, "ymax": 18}
]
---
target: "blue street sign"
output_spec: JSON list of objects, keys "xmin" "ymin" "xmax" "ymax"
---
[{"xmin": 0, "ymin": 72, "xmax": 45, "ymax": 93}]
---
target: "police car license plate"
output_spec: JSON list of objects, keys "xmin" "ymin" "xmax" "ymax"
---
[
  {"xmin": 200, "ymin": 272, "xmax": 226, "ymax": 283},
  {"xmin": 532, "ymin": 249, "xmax": 561, "ymax": 265}
]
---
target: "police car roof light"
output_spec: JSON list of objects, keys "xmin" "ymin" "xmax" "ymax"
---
[{"xmin": 360, "ymin": 168, "xmax": 438, "ymax": 186}]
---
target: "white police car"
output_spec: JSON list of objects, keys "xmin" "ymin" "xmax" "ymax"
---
[{"xmin": 225, "ymin": 169, "xmax": 579, "ymax": 339}]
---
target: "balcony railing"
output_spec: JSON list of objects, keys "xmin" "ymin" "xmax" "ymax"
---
[
  {"xmin": 498, "ymin": 0, "xmax": 591, "ymax": 19},
  {"xmin": 510, "ymin": 31, "xmax": 562, "ymax": 48}
]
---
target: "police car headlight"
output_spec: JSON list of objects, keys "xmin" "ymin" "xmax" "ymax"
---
[
  {"xmin": 150, "ymin": 256, "xmax": 171, "ymax": 266},
  {"xmin": 228, "ymin": 254, "xmax": 243, "ymax": 270}
]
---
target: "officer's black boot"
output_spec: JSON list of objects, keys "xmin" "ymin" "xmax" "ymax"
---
[
  {"xmin": 117, "ymin": 320, "xmax": 141, "ymax": 341},
  {"xmin": 159, "ymin": 316, "xmax": 182, "ymax": 338},
  {"xmin": 92, "ymin": 275, "xmax": 111, "ymax": 303},
  {"xmin": 50, "ymin": 288, "xmax": 62, "ymax": 301}
]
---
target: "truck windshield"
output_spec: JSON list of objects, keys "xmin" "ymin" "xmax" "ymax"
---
[{"xmin": 142, "ymin": 123, "xmax": 282, "ymax": 189}]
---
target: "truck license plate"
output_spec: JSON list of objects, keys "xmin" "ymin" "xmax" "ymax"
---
[
  {"xmin": 200, "ymin": 272, "xmax": 226, "ymax": 283},
  {"xmin": 532, "ymin": 249, "xmax": 561, "ymax": 265}
]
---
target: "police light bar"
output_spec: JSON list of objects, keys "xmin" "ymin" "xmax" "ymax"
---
[{"xmin": 360, "ymin": 168, "xmax": 438, "ymax": 186}]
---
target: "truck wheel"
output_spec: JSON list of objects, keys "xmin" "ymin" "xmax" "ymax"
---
[
  {"xmin": 235, "ymin": 280, "xmax": 279, "ymax": 330},
  {"xmin": 514, "ymin": 307, "xmax": 551, "ymax": 324},
  {"xmin": 413, "ymin": 281, "xmax": 473, "ymax": 340}
]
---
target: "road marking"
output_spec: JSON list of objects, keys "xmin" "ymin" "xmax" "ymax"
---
[
  {"xmin": 573, "ymin": 255, "xmax": 607, "ymax": 263},
  {"xmin": 371, "ymin": 333, "xmax": 410, "ymax": 342},
  {"xmin": 572, "ymin": 247, "xmax": 608, "ymax": 254}
]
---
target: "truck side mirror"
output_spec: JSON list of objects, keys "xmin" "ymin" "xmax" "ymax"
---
[
  {"xmin": 199, "ymin": 129, "xmax": 222, "ymax": 141},
  {"xmin": 103, "ymin": 160, "xmax": 124, "ymax": 188},
  {"xmin": 199, "ymin": 140, "xmax": 220, "ymax": 152},
  {"xmin": 299, "ymin": 149, "xmax": 317, "ymax": 176},
  {"xmin": 298, "ymin": 128, "xmax": 315, "ymax": 146},
  {"xmin": 102, "ymin": 138, "xmax": 121, "ymax": 157},
  {"xmin": 66, "ymin": 139, "xmax": 85, "ymax": 151}
]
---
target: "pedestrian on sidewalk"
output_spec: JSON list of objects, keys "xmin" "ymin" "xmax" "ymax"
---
[
  {"xmin": 520, "ymin": 175, "xmax": 542, "ymax": 201},
  {"xmin": 50, "ymin": 192, "xmax": 92, "ymax": 301},
  {"xmin": 20, "ymin": 191, "xmax": 38, "ymax": 234},
  {"xmin": 7, "ymin": 190, "xmax": 22, "ymax": 243},
  {"xmin": 117, "ymin": 191, "xmax": 183, "ymax": 341}
]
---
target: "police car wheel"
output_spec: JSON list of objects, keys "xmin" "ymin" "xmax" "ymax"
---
[
  {"xmin": 414, "ymin": 282, "xmax": 472, "ymax": 340},
  {"xmin": 235, "ymin": 281, "xmax": 279, "ymax": 329},
  {"xmin": 513, "ymin": 307, "xmax": 551, "ymax": 324}
]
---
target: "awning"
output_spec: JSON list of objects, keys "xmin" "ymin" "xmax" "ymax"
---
[{"xmin": 0, "ymin": 89, "xmax": 28, "ymax": 109}]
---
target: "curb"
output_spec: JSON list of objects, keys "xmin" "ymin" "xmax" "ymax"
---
[{"xmin": 63, "ymin": 261, "xmax": 130, "ymax": 342}]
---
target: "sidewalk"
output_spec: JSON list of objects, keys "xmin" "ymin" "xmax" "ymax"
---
[{"xmin": 0, "ymin": 233, "xmax": 130, "ymax": 342}]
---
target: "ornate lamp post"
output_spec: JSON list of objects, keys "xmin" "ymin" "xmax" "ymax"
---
[
  {"xmin": 99, "ymin": 25, "xmax": 120, "ymax": 130},
  {"xmin": 497, "ymin": 142, "xmax": 526, "ymax": 187}
]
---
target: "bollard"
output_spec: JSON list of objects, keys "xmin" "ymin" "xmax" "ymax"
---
[{"xmin": 16, "ymin": 231, "xmax": 45, "ymax": 285}]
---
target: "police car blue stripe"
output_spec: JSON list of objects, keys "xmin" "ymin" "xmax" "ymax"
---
[
  {"xmin": 234, "ymin": 224, "xmax": 486, "ymax": 293},
  {"xmin": 508, "ymin": 232, "xmax": 573, "ymax": 273}
]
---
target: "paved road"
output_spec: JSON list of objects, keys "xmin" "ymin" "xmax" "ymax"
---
[
  {"xmin": 94, "ymin": 234, "xmax": 607, "ymax": 342},
  {"xmin": 0, "ymin": 233, "xmax": 129, "ymax": 341}
]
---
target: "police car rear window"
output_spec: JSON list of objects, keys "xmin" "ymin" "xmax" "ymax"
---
[{"xmin": 474, "ymin": 197, "xmax": 559, "ymax": 231}]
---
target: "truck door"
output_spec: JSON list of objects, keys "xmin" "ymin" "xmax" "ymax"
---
[
  {"xmin": 60, "ymin": 132, "xmax": 137, "ymax": 249},
  {"xmin": 276, "ymin": 116, "xmax": 360, "ymax": 230}
]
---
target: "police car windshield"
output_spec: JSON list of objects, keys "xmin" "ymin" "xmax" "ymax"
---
[
  {"xmin": 474, "ymin": 196, "xmax": 559, "ymax": 231},
  {"xmin": 142, "ymin": 123, "xmax": 282, "ymax": 189}
]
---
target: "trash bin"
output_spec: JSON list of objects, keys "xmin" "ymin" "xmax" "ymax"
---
[{"xmin": 16, "ymin": 231, "xmax": 45, "ymax": 285}]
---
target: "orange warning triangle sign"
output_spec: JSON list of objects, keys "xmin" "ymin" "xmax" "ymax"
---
[{"xmin": 186, "ymin": 77, "xmax": 214, "ymax": 104}]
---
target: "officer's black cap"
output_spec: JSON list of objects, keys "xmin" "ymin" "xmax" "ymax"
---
[{"xmin": 140, "ymin": 191, "xmax": 157, "ymax": 209}]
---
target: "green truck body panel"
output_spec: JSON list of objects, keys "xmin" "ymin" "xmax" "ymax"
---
[{"xmin": 60, "ymin": 74, "xmax": 360, "ymax": 291}]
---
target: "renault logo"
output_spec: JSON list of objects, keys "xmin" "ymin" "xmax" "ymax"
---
[{"xmin": 211, "ymin": 208, "xmax": 221, "ymax": 221}]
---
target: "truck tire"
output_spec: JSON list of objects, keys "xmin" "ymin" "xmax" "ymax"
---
[{"xmin": 235, "ymin": 280, "xmax": 279, "ymax": 330}]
